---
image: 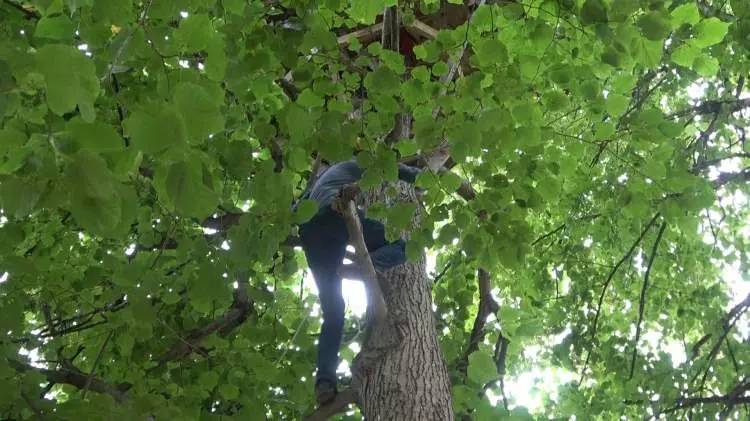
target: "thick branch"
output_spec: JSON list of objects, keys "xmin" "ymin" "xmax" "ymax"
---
[
  {"xmin": 629, "ymin": 221, "xmax": 667, "ymax": 379},
  {"xmin": 672, "ymin": 98, "xmax": 750, "ymax": 119},
  {"xmin": 303, "ymin": 388, "xmax": 357, "ymax": 421},
  {"xmin": 151, "ymin": 285, "xmax": 254, "ymax": 370},
  {"xmin": 458, "ymin": 268, "xmax": 499, "ymax": 376},
  {"xmin": 713, "ymin": 167, "xmax": 750, "ymax": 189},
  {"xmin": 9, "ymin": 359, "xmax": 129, "ymax": 403},
  {"xmin": 333, "ymin": 185, "xmax": 387, "ymax": 325},
  {"xmin": 663, "ymin": 380, "xmax": 750, "ymax": 415}
]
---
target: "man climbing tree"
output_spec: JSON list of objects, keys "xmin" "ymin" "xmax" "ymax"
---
[{"xmin": 296, "ymin": 158, "xmax": 420, "ymax": 404}]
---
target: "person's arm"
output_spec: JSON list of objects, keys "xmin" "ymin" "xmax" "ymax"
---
[{"xmin": 397, "ymin": 163, "xmax": 421, "ymax": 183}]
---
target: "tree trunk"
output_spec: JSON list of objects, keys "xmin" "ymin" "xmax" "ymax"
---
[{"xmin": 353, "ymin": 183, "xmax": 454, "ymax": 420}]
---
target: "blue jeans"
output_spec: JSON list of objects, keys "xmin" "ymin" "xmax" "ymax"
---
[{"xmin": 299, "ymin": 205, "xmax": 407, "ymax": 385}]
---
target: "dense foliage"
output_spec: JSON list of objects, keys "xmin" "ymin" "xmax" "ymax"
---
[{"xmin": 1, "ymin": 0, "xmax": 749, "ymax": 419}]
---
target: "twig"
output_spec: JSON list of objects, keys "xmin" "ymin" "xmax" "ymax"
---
[
  {"xmin": 531, "ymin": 223, "xmax": 566, "ymax": 246},
  {"xmin": 303, "ymin": 388, "xmax": 358, "ymax": 421},
  {"xmin": 81, "ymin": 330, "xmax": 114, "ymax": 399},
  {"xmin": 629, "ymin": 222, "xmax": 667, "ymax": 379}
]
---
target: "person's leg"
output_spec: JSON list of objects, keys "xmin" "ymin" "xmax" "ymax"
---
[
  {"xmin": 299, "ymin": 208, "xmax": 348, "ymax": 395},
  {"xmin": 358, "ymin": 210, "xmax": 408, "ymax": 272}
]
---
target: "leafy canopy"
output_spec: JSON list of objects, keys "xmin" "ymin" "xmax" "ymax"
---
[{"xmin": 0, "ymin": 0, "xmax": 749, "ymax": 419}]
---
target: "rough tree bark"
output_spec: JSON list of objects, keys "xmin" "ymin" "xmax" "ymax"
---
[{"xmin": 354, "ymin": 182, "xmax": 454, "ymax": 420}]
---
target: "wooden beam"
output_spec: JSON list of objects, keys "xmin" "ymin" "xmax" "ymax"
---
[
  {"xmin": 405, "ymin": 19, "xmax": 439, "ymax": 40},
  {"xmin": 337, "ymin": 23, "xmax": 384, "ymax": 45}
]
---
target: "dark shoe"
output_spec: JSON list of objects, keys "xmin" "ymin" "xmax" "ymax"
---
[{"xmin": 315, "ymin": 380, "xmax": 337, "ymax": 405}]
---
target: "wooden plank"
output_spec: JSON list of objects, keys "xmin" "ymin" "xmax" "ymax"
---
[
  {"xmin": 406, "ymin": 19, "xmax": 439, "ymax": 40},
  {"xmin": 337, "ymin": 22, "xmax": 384, "ymax": 45}
]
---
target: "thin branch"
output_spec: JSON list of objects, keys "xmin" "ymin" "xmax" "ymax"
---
[
  {"xmin": 21, "ymin": 392, "xmax": 48, "ymax": 420},
  {"xmin": 629, "ymin": 222, "xmax": 667, "ymax": 379},
  {"xmin": 580, "ymin": 212, "xmax": 661, "ymax": 383},
  {"xmin": 590, "ymin": 213, "xmax": 660, "ymax": 341},
  {"xmin": 531, "ymin": 223, "xmax": 566, "ymax": 246},
  {"xmin": 303, "ymin": 388, "xmax": 358, "ymax": 421},
  {"xmin": 692, "ymin": 291, "xmax": 750, "ymax": 387},
  {"xmin": 81, "ymin": 330, "xmax": 114, "ymax": 399}
]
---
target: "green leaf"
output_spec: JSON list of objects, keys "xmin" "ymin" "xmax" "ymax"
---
[
  {"xmin": 173, "ymin": 81, "xmax": 224, "ymax": 143},
  {"xmin": 36, "ymin": 45, "xmax": 100, "ymax": 121},
  {"xmin": 467, "ymin": 349, "xmax": 498, "ymax": 385},
  {"xmin": 693, "ymin": 55, "xmax": 720, "ymax": 77},
  {"xmin": 293, "ymin": 199, "xmax": 318, "ymax": 224},
  {"xmin": 474, "ymin": 38, "xmax": 508, "ymax": 66},
  {"xmin": 0, "ymin": 176, "xmax": 44, "ymax": 219},
  {"xmin": 440, "ymin": 171, "xmax": 463, "ymax": 192},
  {"xmin": 66, "ymin": 117, "xmax": 124, "ymax": 152},
  {"xmin": 671, "ymin": 43, "xmax": 700, "ymax": 67},
  {"xmin": 671, "ymin": 3, "xmax": 700, "ymax": 27},
  {"xmin": 123, "ymin": 104, "xmax": 187, "ymax": 154},
  {"xmin": 364, "ymin": 66, "xmax": 401, "ymax": 96},
  {"xmin": 633, "ymin": 36, "xmax": 664, "ymax": 69},
  {"xmin": 34, "ymin": 15, "xmax": 74, "ymax": 41},
  {"xmin": 157, "ymin": 159, "xmax": 219, "ymax": 219},
  {"xmin": 175, "ymin": 14, "xmax": 213, "ymax": 51},
  {"xmin": 692, "ymin": 18, "xmax": 731, "ymax": 48},
  {"xmin": 580, "ymin": 0, "xmax": 608, "ymax": 26},
  {"xmin": 349, "ymin": 0, "xmax": 396, "ymax": 23},
  {"xmin": 65, "ymin": 150, "xmax": 123, "ymax": 237},
  {"xmin": 189, "ymin": 264, "xmax": 231, "ymax": 314},
  {"xmin": 605, "ymin": 93, "xmax": 629, "ymax": 116},
  {"xmin": 219, "ymin": 384, "xmax": 239, "ymax": 400},
  {"xmin": 297, "ymin": 89, "xmax": 325, "ymax": 108},
  {"xmin": 637, "ymin": 12, "xmax": 671, "ymax": 41}
]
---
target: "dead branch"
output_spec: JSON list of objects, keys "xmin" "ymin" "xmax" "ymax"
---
[
  {"xmin": 303, "ymin": 388, "xmax": 358, "ymax": 421},
  {"xmin": 629, "ymin": 222, "xmax": 667, "ymax": 379},
  {"xmin": 332, "ymin": 184, "xmax": 387, "ymax": 325}
]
